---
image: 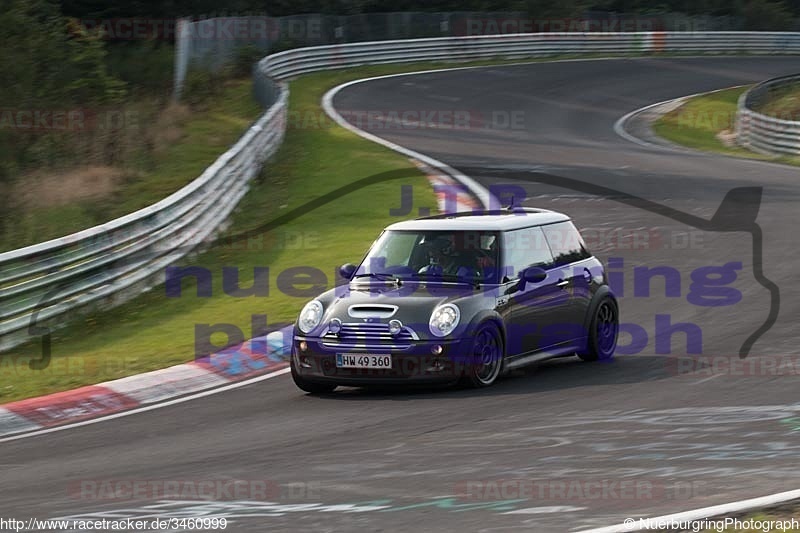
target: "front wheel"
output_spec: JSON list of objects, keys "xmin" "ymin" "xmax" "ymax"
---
[
  {"xmin": 460, "ymin": 323, "xmax": 504, "ymax": 388},
  {"xmin": 577, "ymin": 296, "xmax": 619, "ymax": 362}
]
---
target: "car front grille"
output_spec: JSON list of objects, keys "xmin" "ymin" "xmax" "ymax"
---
[{"xmin": 321, "ymin": 322, "xmax": 418, "ymax": 350}]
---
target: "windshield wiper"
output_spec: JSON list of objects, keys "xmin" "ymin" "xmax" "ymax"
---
[
  {"xmin": 413, "ymin": 272, "xmax": 481, "ymax": 288},
  {"xmin": 352, "ymin": 272, "xmax": 403, "ymax": 284}
]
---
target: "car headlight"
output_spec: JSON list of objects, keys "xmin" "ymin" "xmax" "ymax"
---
[
  {"xmin": 298, "ymin": 300, "xmax": 324, "ymax": 334},
  {"xmin": 429, "ymin": 304, "xmax": 460, "ymax": 337}
]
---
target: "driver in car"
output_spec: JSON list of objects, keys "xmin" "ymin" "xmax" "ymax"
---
[{"xmin": 418, "ymin": 235, "xmax": 478, "ymax": 278}]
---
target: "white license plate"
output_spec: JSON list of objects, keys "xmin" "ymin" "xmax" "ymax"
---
[{"xmin": 336, "ymin": 353, "xmax": 392, "ymax": 369}]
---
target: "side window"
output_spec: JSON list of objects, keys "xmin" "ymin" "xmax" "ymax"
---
[
  {"xmin": 541, "ymin": 221, "xmax": 592, "ymax": 266},
  {"xmin": 501, "ymin": 227, "xmax": 553, "ymax": 280}
]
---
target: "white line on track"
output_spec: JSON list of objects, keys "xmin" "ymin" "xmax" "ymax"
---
[
  {"xmin": 0, "ymin": 367, "xmax": 290, "ymax": 443},
  {"xmin": 321, "ymin": 56, "xmax": 744, "ymax": 209},
  {"xmin": 322, "ymin": 68, "xmax": 498, "ymax": 209},
  {"xmin": 579, "ymin": 488, "xmax": 800, "ymax": 532},
  {"xmin": 613, "ymin": 84, "xmax": 800, "ymax": 174},
  {"xmin": 691, "ymin": 372, "xmax": 726, "ymax": 385},
  {"xmin": 613, "ymin": 94, "xmax": 694, "ymax": 150}
]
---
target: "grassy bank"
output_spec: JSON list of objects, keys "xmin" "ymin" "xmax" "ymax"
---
[
  {"xmin": 653, "ymin": 86, "xmax": 800, "ymax": 165},
  {"xmin": 757, "ymin": 82, "xmax": 800, "ymax": 120},
  {"xmin": 1, "ymin": 64, "xmax": 443, "ymax": 402},
  {"xmin": 653, "ymin": 87, "xmax": 757, "ymax": 156},
  {"xmin": 1, "ymin": 79, "xmax": 261, "ymax": 252}
]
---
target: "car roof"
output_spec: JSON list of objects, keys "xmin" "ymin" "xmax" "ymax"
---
[{"xmin": 385, "ymin": 208, "xmax": 570, "ymax": 232}]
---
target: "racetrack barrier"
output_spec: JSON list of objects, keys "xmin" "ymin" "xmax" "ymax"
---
[{"xmin": 736, "ymin": 73, "xmax": 800, "ymax": 156}]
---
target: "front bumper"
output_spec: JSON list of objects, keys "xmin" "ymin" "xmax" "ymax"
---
[{"xmin": 291, "ymin": 335, "xmax": 475, "ymax": 385}]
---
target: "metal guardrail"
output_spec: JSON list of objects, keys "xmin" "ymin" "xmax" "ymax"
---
[
  {"xmin": 736, "ymin": 73, "xmax": 800, "ymax": 156},
  {"xmin": 173, "ymin": 11, "xmax": 757, "ymax": 98},
  {"xmin": 4, "ymin": 31, "xmax": 800, "ymax": 352},
  {"xmin": 0, "ymin": 87, "xmax": 288, "ymax": 352},
  {"xmin": 260, "ymin": 32, "xmax": 800, "ymax": 81}
]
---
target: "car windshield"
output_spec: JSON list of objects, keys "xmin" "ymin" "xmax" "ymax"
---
[{"xmin": 356, "ymin": 230, "xmax": 501, "ymax": 284}]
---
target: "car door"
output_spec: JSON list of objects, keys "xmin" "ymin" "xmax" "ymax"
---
[{"xmin": 501, "ymin": 226, "xmax": 573, "ymax": 357}]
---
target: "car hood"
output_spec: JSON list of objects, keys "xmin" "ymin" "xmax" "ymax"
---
[{"xmin": 317, "ymin": 280, "xmax": 493, "ymax": 333}]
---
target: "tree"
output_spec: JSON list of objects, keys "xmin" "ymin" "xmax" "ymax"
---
[
  {"xmin": 741, "ymin": 0, "xmax": 795, "ymax": 29},
  {"xmin": 0, "ymin": 0, "xmax": 125, "ymax": 107}
]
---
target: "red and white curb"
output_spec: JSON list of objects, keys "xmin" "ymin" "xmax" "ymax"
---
[
  {"xmin": 0, "ymin": 328, "xmax": 291, "ymax": 438},
  {"xmin": 416, "ymin": 161, "xmax": 483, "ymax": 214}
]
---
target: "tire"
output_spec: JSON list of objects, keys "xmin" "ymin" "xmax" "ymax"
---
[
  {"xmin": 460, "ymin": 322, "xmax": 504, "ymax": 388},
  {"xmin": 577, "ymin": 296, "xmax": 619, "ymax": 362},
  {"xmin": 291, "ymin": 359, "xmax": 337, "ymax": 394}
]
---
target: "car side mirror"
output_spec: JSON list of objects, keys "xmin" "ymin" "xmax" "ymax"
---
[
  {"xmin": 339, "ymin": 263, "xmax": 357, "ymax": 280},
  {"xmin": 511, "ymin": 266, "xmax": 547, "ymax": 293}
]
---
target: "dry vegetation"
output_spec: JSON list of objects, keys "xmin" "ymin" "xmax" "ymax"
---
[{"xmin": 13, "ymin": 166, "xmax": 128, "ymax": 208}]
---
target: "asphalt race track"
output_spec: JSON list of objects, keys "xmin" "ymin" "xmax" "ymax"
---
[{"xmin": 3, "ymin": 57, "xmax": 800, "ymax": 532}]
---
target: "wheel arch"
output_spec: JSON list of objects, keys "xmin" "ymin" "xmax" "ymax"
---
[
  {"xmin": 582, "ymin": 285, "xmax": 618, "ymax": 336},
  {"xmin": 465, "ymin": 310, "xmax": 506, "ymax": 354}
]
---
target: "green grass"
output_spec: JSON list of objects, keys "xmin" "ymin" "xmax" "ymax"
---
[
  {"xmin": 654, "ymin": 87, "xmax": 756, "ymax": 155},
  {"xmin": 115, "ymin": 83, "xmax": 262, "ymax": 216},
  {"xmin": 653, "ymin": 86, "xmax": 800, "ymax": 165},
  {"xmin": 0, "ymin": 80, "xmax": 262, "ymax": 252},
  {"xmin": 0, "ymin": 65, "xmax": 442, "ymax": 403},
  {"xmin": 757, "ymin": 82, "xmax": 800, "ymax": 120}
]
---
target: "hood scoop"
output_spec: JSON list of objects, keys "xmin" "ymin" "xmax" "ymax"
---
[{"xmin": 347, "ymin": 305, "xmax": 398, "ymax": 319}]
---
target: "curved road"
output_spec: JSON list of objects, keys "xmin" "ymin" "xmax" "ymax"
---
[{"xmin": 3, "ymin": 57, "xmax": 800, "ymax": 532}]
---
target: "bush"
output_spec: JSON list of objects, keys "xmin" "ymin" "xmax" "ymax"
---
[
  {"xmin": 0, "ymin": 0, "xmax": 129, "ymax": 183},
  {"xmin": 180, "ymin": 67, "xmax": 228, "ymax": 107},
  {"xmin": 105, "ymin": 41, "xmax": 176, "ymax": 97},
  {"xmin": 232, "ymin": 44, "xmax": 269, "ymax": 78},
  {"xmin": 63, "ymin": 20, "xmax": 128, "ymax": 104},
  {"xmin": 741, "ymin": 0, "xmax": 794, "ymax": 30}
]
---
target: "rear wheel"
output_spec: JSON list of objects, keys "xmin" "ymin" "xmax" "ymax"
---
[
  {"xmin": 460, "ymin": 323, "xmax": 504, "ymax": 388},
  {"xmin": 577, "ymin": 296, "xmax": 619, "ymax": 362},
  {"xmin": 291, "ymin": 359, "xmax": 337, "ymax": 394}
]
